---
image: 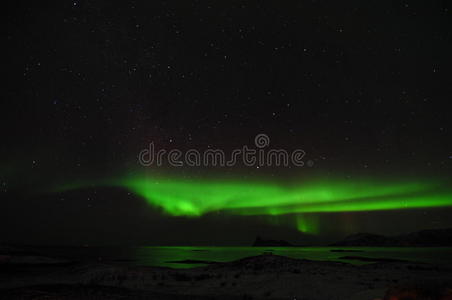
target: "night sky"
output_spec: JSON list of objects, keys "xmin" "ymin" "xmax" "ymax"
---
[{"xmin": 2, "ymin": 1, "xmax": 452, "ymax": 246}]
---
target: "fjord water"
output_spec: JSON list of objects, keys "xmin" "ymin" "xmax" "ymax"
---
[
  {"xmin": 30, "ymin": 246, "xmax": 452, "ymax": 268},
  {"xmin": 133, "ymin": 246, "xmax": 452, "ymax": 268}
]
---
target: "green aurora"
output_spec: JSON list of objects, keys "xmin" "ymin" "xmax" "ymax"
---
[
  {"xmin": 120, "ymin": 176, "xmax": 451, "ymax": 215},
  {"xmin": 53, "ymin": 174, "xmax": 452, "ymax": 234}
]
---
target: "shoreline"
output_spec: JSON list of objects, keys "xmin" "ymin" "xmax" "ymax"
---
[{"xmin": 1, "ymin": 252, "xmax": 451, "ymax": 299}]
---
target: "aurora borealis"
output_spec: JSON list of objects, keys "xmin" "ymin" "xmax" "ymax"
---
[
  {"xmin": 51, "ymin": 173, "xmax": 452, "ymax": 234},
  {"xmin": 3, "ymin": 1, "xmax": 451, "ymax": 247},
  {"xmin": 120, "ymin": 175, "xmax": 452, "ymax": 216}
]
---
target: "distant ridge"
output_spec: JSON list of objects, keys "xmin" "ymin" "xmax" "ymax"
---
[{"xmin": 331, "ymin": 228, "xmax": 452, "ymax": 247}]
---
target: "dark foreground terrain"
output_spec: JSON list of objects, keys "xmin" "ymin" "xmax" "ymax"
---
[{"xmin": 1, "ymin": 249, "xmax": 451, "ymax": 300}]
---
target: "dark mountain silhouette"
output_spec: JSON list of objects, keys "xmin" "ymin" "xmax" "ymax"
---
[{"xmin": 331, "ymin": 228, "xmax": 452, "ymax": 247}]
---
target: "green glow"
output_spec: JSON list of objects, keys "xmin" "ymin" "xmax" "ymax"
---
[
  {"xmin": 296, "ymin": 214, "xmax": 319, "ymax": 234},
  {"xmin": 53, "ymin": 174, "xmax": 452, "ymax": 235},
  {"xmin": 117, "ymin": 175, "xmax": 451, "ymax": 217}
]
